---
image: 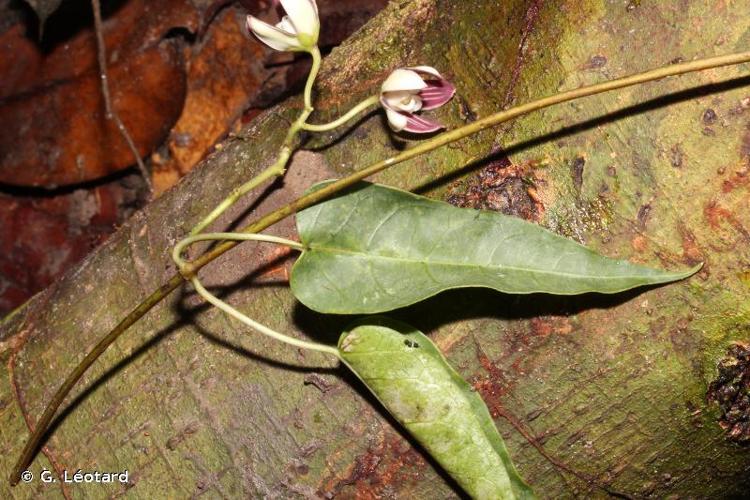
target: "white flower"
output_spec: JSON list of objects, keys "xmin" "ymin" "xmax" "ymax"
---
[
  {"xmin": 380, "ymin": 66, "xmax": 456, "ymax": 133},
  {"xmin": 246, "ymin": 0, "xmax": 319, "ymax": 52}
]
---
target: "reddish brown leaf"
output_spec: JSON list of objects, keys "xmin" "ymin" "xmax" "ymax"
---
[
  {"xmin": 0, "ymin": 175, "xmax": 145, "ymax": 314},
  {"xmin": 154, "ymin": 8, "xmax": 267, "ymax": 195},
  {"xmin": 0, "ymin": 25, "xmax": 42, "ymax": 100},
  {"xmin": 0, "ymin": 43, "xmax": 187, "ymax": 187},
  {"xmin": 0, "ymin": 0, "xmax": 199, "ymax": 187}
]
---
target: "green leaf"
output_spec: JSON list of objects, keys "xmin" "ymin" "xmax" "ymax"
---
[
  {"xmin": 338, "ymin": 317, "xmax": 536, "ymax": 500},
  {"xmin": 291, "ymin": 181, "xmax": 700, "ymax": 314}
]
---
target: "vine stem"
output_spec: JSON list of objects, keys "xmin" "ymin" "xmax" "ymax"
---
[
  {"xmin": 189, "ymin": 47, "xmax": 323, "ymax": 236},
  {"xmin": 173, "ymin": 233, "xmax": 334, "ymax": 356},
  {"xmin": 190, "ymin": 277, "xmax": 340, "ymax": 356},
  {"xmin": 173, "ymin": 233, "xmax": 306, "ymax": 269},
  {"xmin": 301, "ymin": 95, "xmax": 381, "ymax": 132},
  {"xmin": 10, "ymin": 50, "xmax": 750, "ymax": 486}
]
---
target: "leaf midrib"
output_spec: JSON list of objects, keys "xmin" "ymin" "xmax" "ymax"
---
[{"xmin": 304, "ymin": 244, "xmax": 667, "ymax": 281}]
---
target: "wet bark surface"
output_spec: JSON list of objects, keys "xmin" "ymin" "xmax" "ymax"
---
[{"xmin": 1, "ymin": 0, "xmax": 750, "ymax": 497}]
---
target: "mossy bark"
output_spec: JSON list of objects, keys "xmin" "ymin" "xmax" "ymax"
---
[{"xmin": 2, "ymin": 0, "xmax": 749, "ymax": 497}]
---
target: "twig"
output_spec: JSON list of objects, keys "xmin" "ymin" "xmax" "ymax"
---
[
  {"xmin": 9, "ymin": 49, "xmax": 750, "ymax": 485},
  {"xmin": 91, "ymin": 0, "xmax": 153, "ymax": 193}
]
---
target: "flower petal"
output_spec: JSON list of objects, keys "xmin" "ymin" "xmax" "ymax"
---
[
  {"xmin": 402, "ymin": 113, "xmax": 444, "ymax": 134},
  {"xmin": 276, "ymin": 16, "xmax": 297, "ymax": 35},
  {"xmin": 418, "ymin": 78, "xmax": 456, "ymax": 110},
  {"xmin": 280, "ymin": 0, "xmax": 319, "ymax": 39},
  {"xmin": 406, "ymin": 66, "xmax": 443, "ymax": 79},
  {"xmin": 247, "ymin": 15, "xmax": 303, "ymax": 51},
  {"xmin": 381, "ymin": 69, "xmax": 428, "ymax": 93},
  {"xmin": 382, "ymin": 90, "xmax": 423, "ymax": 112},
  {"xmin": 384, "ymin": 107, "xmax": 409, "ymax": 131}
]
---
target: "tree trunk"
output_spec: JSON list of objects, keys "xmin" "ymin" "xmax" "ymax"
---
[{"xmin": 2, "ymin": 0, "xmax": 749, "ymax": 497}]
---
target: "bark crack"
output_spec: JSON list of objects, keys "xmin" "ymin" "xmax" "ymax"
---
[
  {"xmin": 472, "ymin": 340, "xmax": 633, "ymax": 499},
  {"xmin": 127, "ymin": 215, "xmax": 154, "ymax": 296},
  {"xmin": 170, "ymin": 314, "xmax": 244, "ymax": 496},
  {"xmin": 7, "ymin": 352, "xmax": 72, "ymax": 499},
  {"xmin": 502, "ymin": 0, "xmax": 544, "ymax": 108}
]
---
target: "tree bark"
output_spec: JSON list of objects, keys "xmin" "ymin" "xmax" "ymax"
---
[{"xmin": 2, "ymin": 0, "xmax": 749, "ymax": 497}]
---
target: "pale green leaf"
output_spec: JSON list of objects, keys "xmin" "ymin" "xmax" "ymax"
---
[
  {"xmin": 338, "ymin": 317, "xmax": 536, "ymax": 500},
  {"xmin": 291, "ymin": 181, "xmax": 699, "ymax": 313}
]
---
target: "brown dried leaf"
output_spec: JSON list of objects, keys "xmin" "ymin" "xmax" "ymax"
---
[
  {"xmin": 0, "ymin": 43, "xmax": 187, "ymax": 186},
  {"xmin": 0, "ymin": 174, "xmax": 145, "ymax": 314},
  {"xmin": 0, "ymin": 0, "xmax": 199, "ymax": 187},
  {"xmin": 154, "ymin": 8, "xmax": 267, "ymax": 194}
]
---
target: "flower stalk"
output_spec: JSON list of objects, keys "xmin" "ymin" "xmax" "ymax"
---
[
  {"xmin": 189, "ymin": 47, "xmax": 322, "ymax": 237},
  {"xmin": 301, "ymin": 95, "xmax": 381, "ymax": 132}
]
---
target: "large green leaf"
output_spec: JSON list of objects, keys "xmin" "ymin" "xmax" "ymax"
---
[
  {"xmin": 338, "ymin": 317, "xmax": 536, "ymax": 500},
  {"xmin": 291, "ymin": 181, "xmax": 699, "ymax": 313}
]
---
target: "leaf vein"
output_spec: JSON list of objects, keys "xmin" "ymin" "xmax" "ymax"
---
[{"xmin": 308, "ymin": 246, "xmax": 663, "ymax": 281}]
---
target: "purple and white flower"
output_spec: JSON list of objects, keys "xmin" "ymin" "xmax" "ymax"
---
[
  {"xmin": 246, "ymin": 0, "xmax": 319, "ymax": 52},
  {"xmin": 380, "ymin": 66, "xmax": 456, "ymax": 133}
]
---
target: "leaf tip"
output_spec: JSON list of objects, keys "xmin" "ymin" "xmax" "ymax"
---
[
  {"xmin": 684, "ymin": 262, "xmax": 704, "ymax": 278},
  {"xmin": 657, "ymin": 262, "xmax": 702, "ymax": 285}
]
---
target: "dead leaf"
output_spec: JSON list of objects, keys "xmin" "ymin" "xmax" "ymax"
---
[
  {"xmin": 0, "ymin": 0, "xmax": 199, "ymax": 187},
  {"xmin": 0, "ymin": 42, "xmax": 187, "ymax": 186},
  {"xmin": 0, "ymin": 173, "xmax": 146, "ymax": 314},
  {"xmin": 0, "ymin": 25, "xmax": 42, "ymax": 100},
  {"xmin": 154, "ymin": 8, "xmax": 267, "ymax": 195}
]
